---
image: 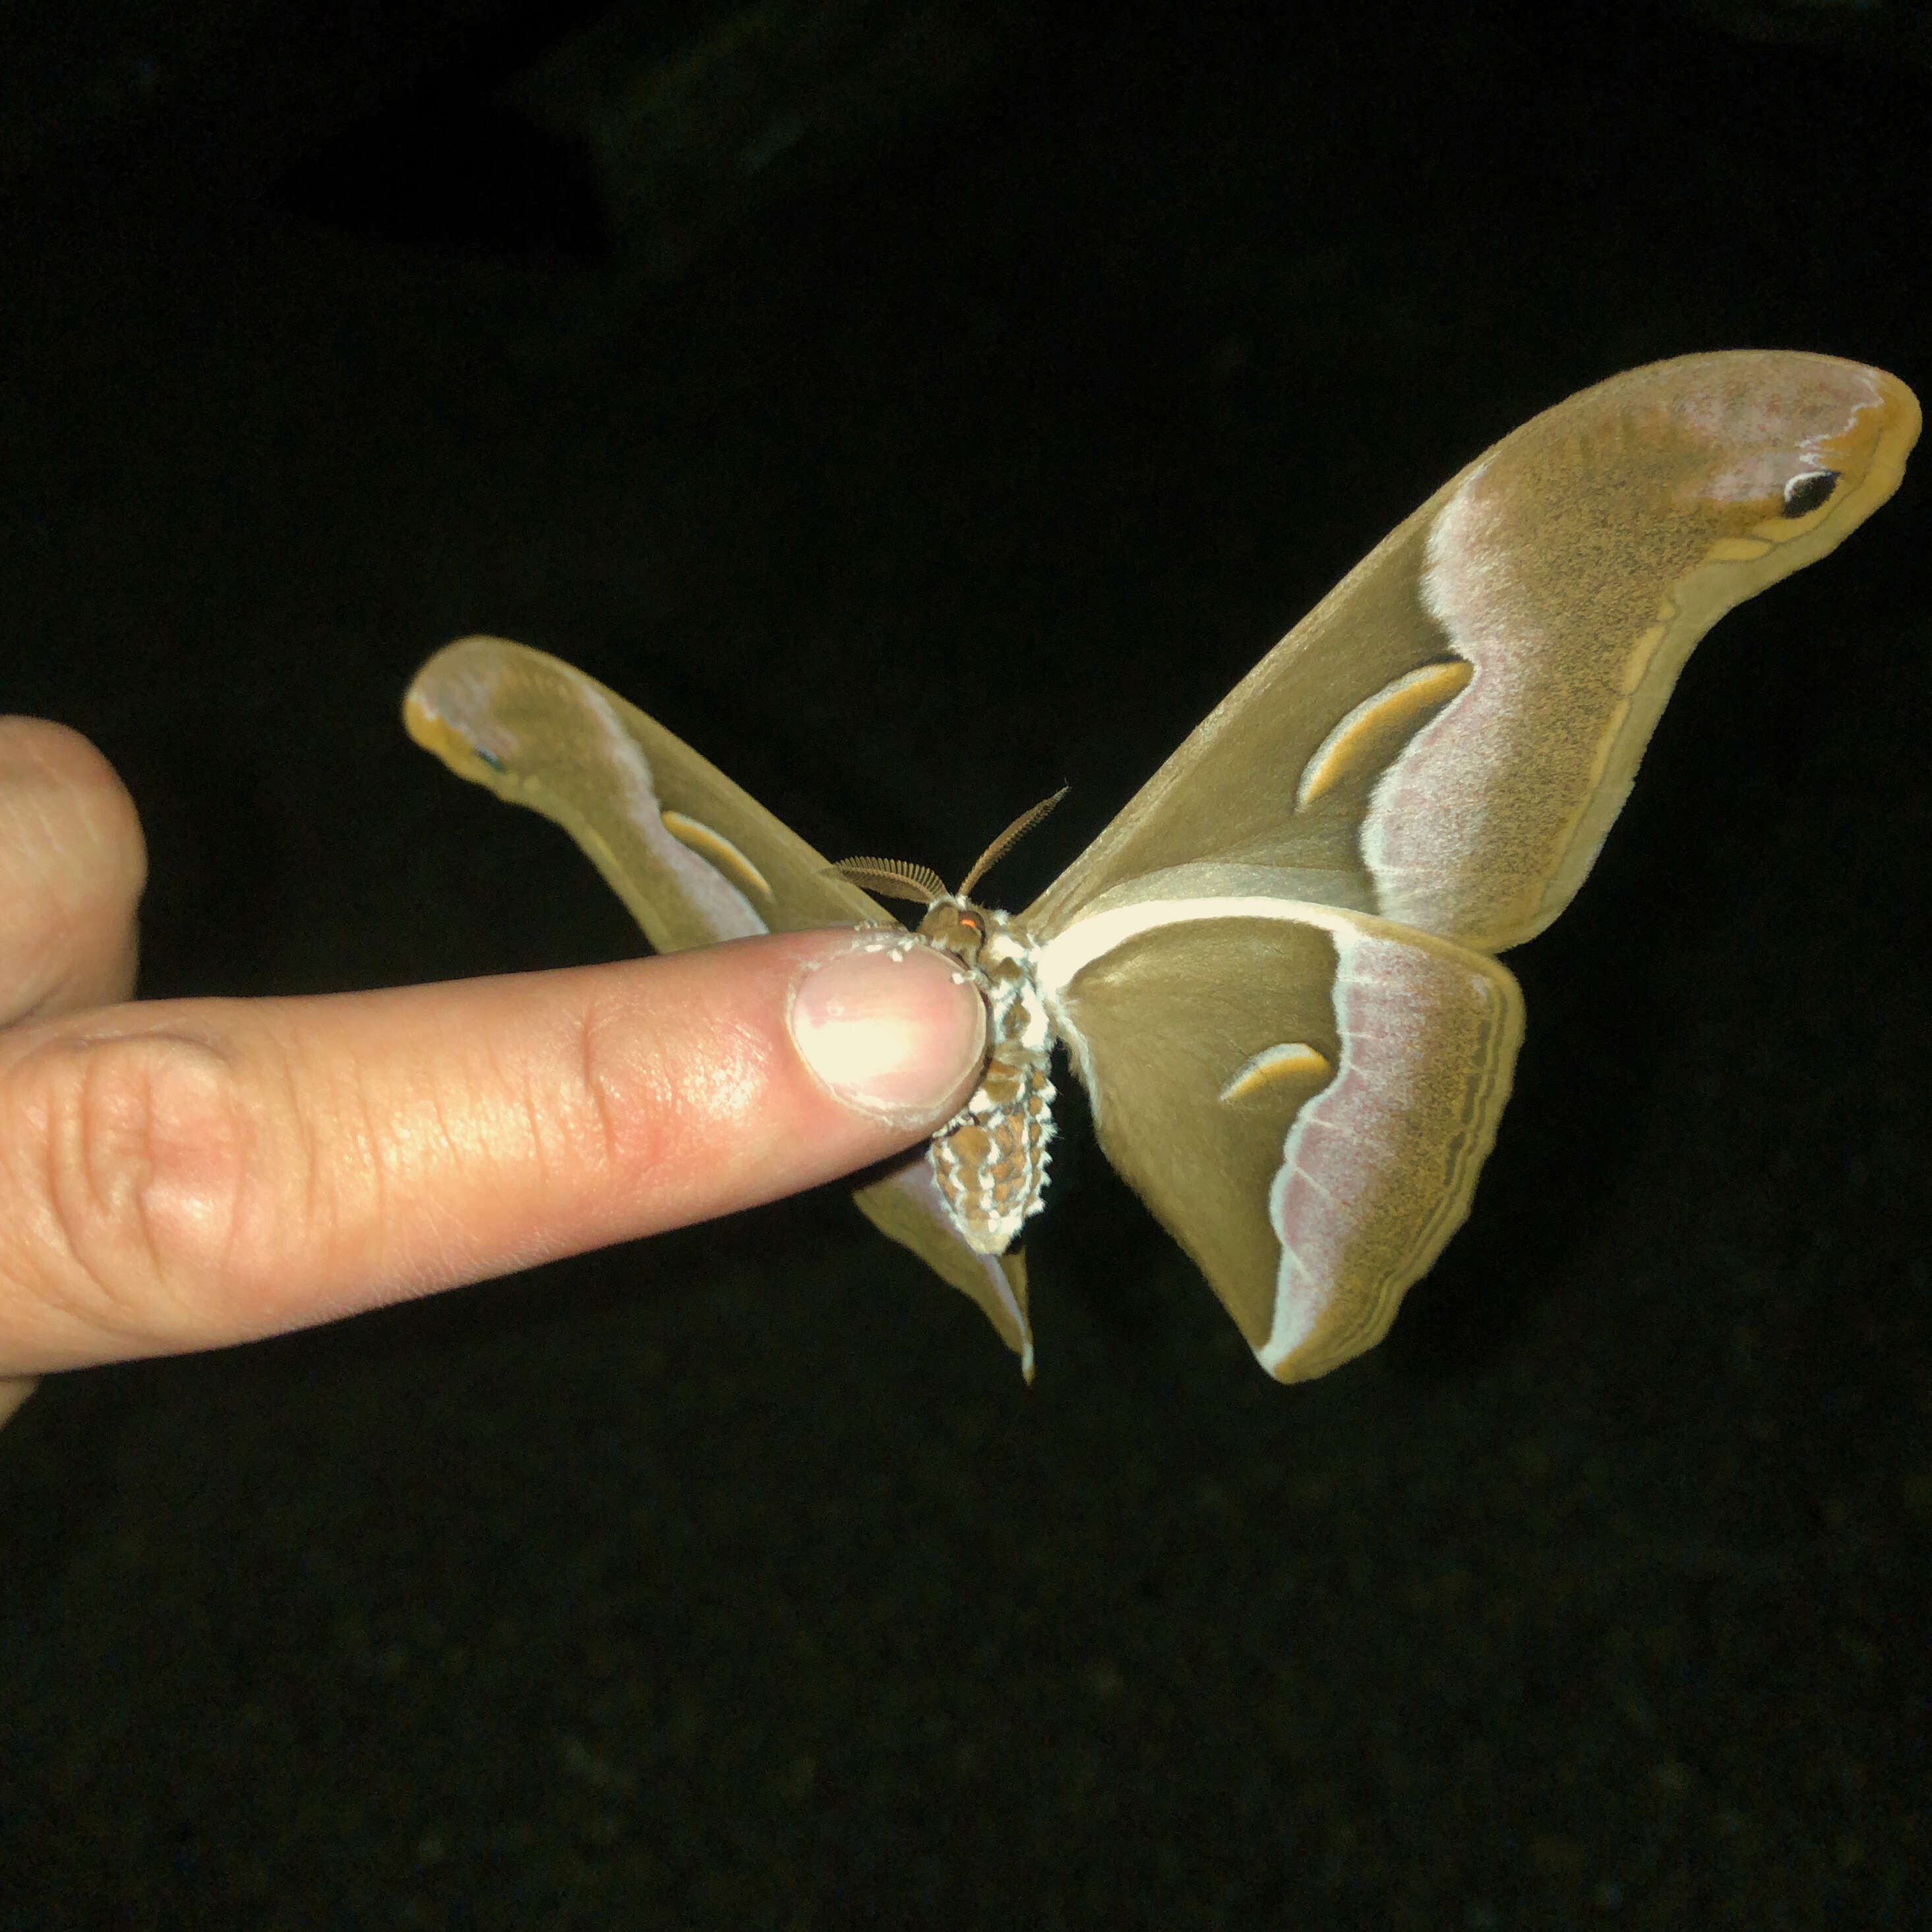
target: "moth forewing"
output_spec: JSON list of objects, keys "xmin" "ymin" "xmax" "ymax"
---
[
  {"xmin": 408, "ymin": 636, "xmax": 895, "ymax": 946},
  {"xmin": 1023, "ymin": 352, "xmax": 1920, "ymax": 953}
]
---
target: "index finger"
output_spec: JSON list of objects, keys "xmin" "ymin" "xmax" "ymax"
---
[{"xmin": 0, "ymin": 931, "xmax": 987, "ymax": 1376}]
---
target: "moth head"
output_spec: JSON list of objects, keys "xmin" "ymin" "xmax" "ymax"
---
[{"xmin": 917, "ymin": 896, "xmax": 988, "ymax": 966}]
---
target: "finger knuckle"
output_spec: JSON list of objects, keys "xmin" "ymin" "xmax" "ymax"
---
[
  {"xmin": 3, "ymin": 1030, "xmax": 257, "ymax": 1347},
  {"xmin": 568, "ymin": 994, "xmax": 708, "ymax": 1189}
]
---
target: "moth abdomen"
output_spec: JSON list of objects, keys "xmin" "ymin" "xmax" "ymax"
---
[{"xmin": 919, "ymin": 897, "xmax": 1060, "ymax": 1256}]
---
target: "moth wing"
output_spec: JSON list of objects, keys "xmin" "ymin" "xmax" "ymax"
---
[
  {"xmin": 406, "ymin": 636, "xmax": 890, "ymax": 950},
  {"xmin": 1035, "ymin": 881, "xmax": 1523, "ymax": 1381},
  {"xmin": 406, "ymin": 636, "xmax": 1035, "ymax": 1372},
  {"xmin": 1025, "ymin": 353, "xmax": 1918, "ymax": 954},
  {"xmin": 852, "ymin": 1159, "xmax": 1034, "ymax": 1380}
]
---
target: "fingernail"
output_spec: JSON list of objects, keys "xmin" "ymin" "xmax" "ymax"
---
[{"xmin": 789, "ymin": 938, "xmax": 988, "ymax": 1127}]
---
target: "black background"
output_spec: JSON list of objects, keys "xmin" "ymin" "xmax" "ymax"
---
[{"xmin": 3, "ymin": 2, "xmax": 1929, "ymax": 1925}]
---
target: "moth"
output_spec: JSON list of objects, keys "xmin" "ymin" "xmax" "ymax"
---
[{"xmin": 406, "ymin": 352, "xmax": 1918, "ymax": 1385}]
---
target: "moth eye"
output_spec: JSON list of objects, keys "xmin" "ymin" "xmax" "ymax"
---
[
  {"xmin": 1782, "ymin": 469, "xmax": 1838, "ymax": 517},
  {"xmin": 960, "ymin": 913, "xmax": 984, "ymax": 938}
]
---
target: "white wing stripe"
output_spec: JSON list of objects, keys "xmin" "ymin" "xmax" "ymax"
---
[{"xmin": 1033, "ymin": 895, "xmax": 1371, "ymax": 1000}]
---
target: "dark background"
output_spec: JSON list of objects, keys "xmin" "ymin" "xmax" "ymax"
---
[{"xmin": 3, "ymin": 1, "xmax": 1929, "ymax": 1925}]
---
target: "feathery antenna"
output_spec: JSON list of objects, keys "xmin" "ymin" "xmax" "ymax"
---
[
  {"xmin": 957, "ymin": 787, "xmax": 1069, "ymax": 899},
  {"xmin": 830, "ymin": 857, "xmax": 948, "ymax": 903}
]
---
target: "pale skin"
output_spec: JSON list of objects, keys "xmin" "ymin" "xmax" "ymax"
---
[{"xmin": 0, "ymin": 716, "xmax": 989, "ymax": 1429}]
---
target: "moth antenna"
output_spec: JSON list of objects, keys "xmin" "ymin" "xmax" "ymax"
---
[
  {"xmin": 830, "ymin": 857, "xmax": 948, "ymax": 904},
  {"xmin": 956, "ymin": 786, "xmax": 1070, "ymax": 899}
]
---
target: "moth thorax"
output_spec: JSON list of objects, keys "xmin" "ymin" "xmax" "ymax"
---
[{"xmin": 919, "ymin": 896, "xmax": 1058, "ymax": 1257}]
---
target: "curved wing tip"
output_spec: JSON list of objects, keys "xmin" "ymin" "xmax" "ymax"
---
[
  {"xmin": 408, "ymin": 634, "xmax": 530, "ymax": 702},
  {"xmin": 1851, "ymin": 363, "xmax": 1920, "ymax": 491},
  {"xmin": 991, "ymin": 1308, "xmax": 1035, "ymax": 1378},
  {"xmin": 400, "ymin": 686, "xmax": 456, "ymax": 758},
  {"xmin": 1258, "ymin": 1310, "xmax": 1395, "ymax": 1385},
  {"xmin": 1263, "ymin": 1346, "xmax": 1349, "ymax": 1386},
  {"xmin": 1263, "ymin": 1347, "xmax": 1320, "ymax": 1385},
  {"xmin": 1873, "ymin": 367, "xmax": 1922, "ymax": 479},
  {"xmin": 1873, "ymin": 363, "xmax": 1921, "ymax": 423},
  {"xmin": 402, "ymin": 636, "xmax": 497, "ymax": 727}
]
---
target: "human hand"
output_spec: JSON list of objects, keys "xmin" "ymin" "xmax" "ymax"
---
[{"xmin": 0, "ymin": 718, "xmax": 987, "ymax": 1427}]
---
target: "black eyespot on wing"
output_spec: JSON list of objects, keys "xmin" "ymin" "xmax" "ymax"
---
[{"xmin": 1782, "ymin": 470, "xmax": 1839, "ymax": 517}]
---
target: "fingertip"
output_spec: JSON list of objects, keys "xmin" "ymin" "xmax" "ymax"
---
[{"xmin": 787, "ymin": 934, "xmax": 988, "ymax": 1130}]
